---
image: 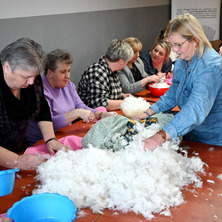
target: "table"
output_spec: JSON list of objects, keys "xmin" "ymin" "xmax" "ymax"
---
[
  {"xmin": 1, "ymin": 90, "xmax": 221, "ymax": 222},
  {"xmin": 135, "ymin": 89, "xmax": 180, "ymax": 112}
]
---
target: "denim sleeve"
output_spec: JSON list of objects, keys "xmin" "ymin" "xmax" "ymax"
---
[
  {"xmin": 162, "ymin": 66, "xmax": 222, "ymax": 140},
  {"xmin": 150, "ymin": 84, "xmax": 178, "ymax": 114}
]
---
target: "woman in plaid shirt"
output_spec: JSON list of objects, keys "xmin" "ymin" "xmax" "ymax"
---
[{"xmin": 78, "ymin": 39, "xmax": 134, "ymax": 111}]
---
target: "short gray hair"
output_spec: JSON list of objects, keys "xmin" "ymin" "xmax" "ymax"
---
[
  {"xmin": 45, "ymin": 48, "xmax": 73, "ymax": 74},
  {"xmin": 105, "ymin": 39, "xmax": 134, "ymax": 63},
  {"xmin": 0, "ymin": 37, "xmax": 45, "ymax": 73}
]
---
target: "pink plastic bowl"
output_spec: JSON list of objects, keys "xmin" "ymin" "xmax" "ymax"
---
[{"xmin": 149, "ymin": 83, "xmax": 170, "ymax": 97}]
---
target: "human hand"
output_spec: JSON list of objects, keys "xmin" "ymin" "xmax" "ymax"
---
[
  {"xmin": 134, "ymin": 112, "xmax": 150, "ymax": 120},
  {"xmin": 157, "ymin": 72, "xmax": 166, "ymax": 78},
  {"xmin": 219, "ymin": 45, "xmax": 222, "ymax": 56},
  {"xmin": 78, "ymin": 109, "xmax": 95, "ymax": 123},
  {"xmin": 166, "ymin": 73, "xmax": 173, "ymax": 84},
  {"xmin": 166, "ymin": 71, "xmax": 173, "ymax": 78},
  {"xmin": 143, "ymin": 130, "xmax": 166, "ymax": 151},
  {"xmin": 101, "ymin": 111, "xmax": 117, "ymax": 119},
  {"xmin": 16, "ymin": 154, "xmax": 44, "ymax": 170},
  {"xmin": 46, "ymin": 140, "xmax": 71, "ymax": 155},
  {"xmin": 0, "ymin": 218, "xmax": 13, "ymax": 222},
  {"xmin": 149, "ymin": 75, "xmax": 160, "ymax": 83},
  {"xmin": 134, "ymin": 108, "xmax": 153, "ymax": 120},
  {"xmin": 121, "ymin": 93, "xmax": 132, "ymax": 99}
]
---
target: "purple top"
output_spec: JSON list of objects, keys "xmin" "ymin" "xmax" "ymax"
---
[{"xmin": 26, "ymin": 75, "xmax": 96, "ymax": 145}]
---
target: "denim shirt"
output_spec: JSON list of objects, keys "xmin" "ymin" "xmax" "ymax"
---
[{"xmin": 151, "ymin": 48, "xmax": 222, "ymax": 146}]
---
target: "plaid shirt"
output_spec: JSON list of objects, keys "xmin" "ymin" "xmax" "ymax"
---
[{"xmin": 78, "ymin": 56, "xmax": 122, "ymax": 108}]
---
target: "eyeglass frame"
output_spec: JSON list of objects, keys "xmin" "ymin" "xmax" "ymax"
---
[{"xmin": 168, "ymin": 36, "xmax": 193, "ymax": 50}]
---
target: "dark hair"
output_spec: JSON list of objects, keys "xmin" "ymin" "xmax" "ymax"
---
[{"xmin": 155, "ymin": 28, "xmax": 166, "ymax": 42}]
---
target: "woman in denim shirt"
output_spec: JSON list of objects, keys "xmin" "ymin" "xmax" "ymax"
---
[{"xmin": 137, "ymin": 13, "xmax": 222, "ymax": 150}]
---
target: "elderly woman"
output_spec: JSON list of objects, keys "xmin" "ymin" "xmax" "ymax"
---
[
  {"xmin": 140, "ymin": 40, "xmax": 172, "ymax": 78},
  {"xmin": 27, "ymin": 49, "xmax": 115, "ymax": 145},
  {"xmin": 137, "ymin": 13, "xmax": 222, "ymax": 150},
  {"xmin": 0, "ymin": 38, "xmax": 67, "ymax": 170},
  {"xmin": 78, "ymin": 39, "xmax": 134, "ymax": 111},
  {"xmin": 118, "ymin": 37, "xmax": 160, "ymax": 95}
]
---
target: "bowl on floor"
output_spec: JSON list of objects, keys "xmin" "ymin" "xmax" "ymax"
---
[{"xmin": 7, "ymin": 193, "xmax": 77, "ymax": 222}]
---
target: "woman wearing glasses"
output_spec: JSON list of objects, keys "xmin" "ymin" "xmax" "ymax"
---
[{"xmin": 137, "ymin": 13, "xmax": 222, "ymax": 150}]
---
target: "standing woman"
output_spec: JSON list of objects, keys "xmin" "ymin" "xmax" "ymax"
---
[
  {"xmin": 118, "ymin": 37, "xmax": 160, "ymax": 95},
  {"xmin": 140, "ymin": 40, "xmax": 172, "ymax": 78},
  {"xmin": 0, "ymin": 38, "xmax": 67, "ymax": 170},
  {"xmin": 137, "ymin": 13, "xmax": 222, "ymax": 150}
]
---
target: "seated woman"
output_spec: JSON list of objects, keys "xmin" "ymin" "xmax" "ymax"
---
[
  {"xmin": 27, "ymin": 49, "xmax": 115, "ymax": 145},
  {"xmin": 0, "ymin": 38, "xmax": 67, "ymax": 170},
  {"xmin": 140, "ymin": 40, "xmax": 172, "ymax": 78},
  {"xmin": 78, "ymin": 39, "xmax": 134, "ymax": 111},
  {"xmin": 118, "ymin": 37, "xmax": 160, "ymax": 95}
]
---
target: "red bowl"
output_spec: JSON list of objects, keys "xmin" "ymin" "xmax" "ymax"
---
[{"xmin": 149, "ymin": 83, "xmax": 170, "ymax": 97}]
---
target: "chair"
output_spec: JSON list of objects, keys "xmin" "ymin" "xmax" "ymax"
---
[{"xmin": 210, "ymin": 40, "xmax": 222, "ymax": 52}]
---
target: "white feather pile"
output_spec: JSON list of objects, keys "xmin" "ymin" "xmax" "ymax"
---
[
  {"xmin": 151, "ymin": 82, "xmax": 170, "ymax": 88},
  {"xmin": 33, "ymin": 122, "xmax": 205, "ymax": 220},
  {"xmin": 121, "ymin": 96, "xmax": 150, "ymax": 118}
]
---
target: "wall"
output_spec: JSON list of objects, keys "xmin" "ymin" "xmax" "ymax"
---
[
  {"xmin": 0, "ymin": 1, "xmax": 221, "ymax": 86},
  {"xmin": 0, "ymin": 2, "xmax": 170, "ymax": 85},
  {"xmin": 0, "ymin": 0, "xmax": 169, "ymax": 19}
]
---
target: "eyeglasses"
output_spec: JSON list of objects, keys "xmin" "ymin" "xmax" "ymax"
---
[{"xmin": 168, "ymin": 37, "xmax": 191, "ymax": 50}]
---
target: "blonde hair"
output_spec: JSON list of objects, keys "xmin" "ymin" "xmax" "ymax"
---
[
  {"xmin": 164, "ymin": 13, "xmax": 211, "ymax": 58},
  {"xmin": 123, "ymin": 37, "xmax": 142, "ymax": 52},
  {"xmin": 151, "ymin": 40, "xmax": 171, "ymax": 64}
]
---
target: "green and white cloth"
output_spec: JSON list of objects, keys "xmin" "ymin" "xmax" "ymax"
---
[{"xmin": 82, "ymin": 113, "xmax": 174, "ymax": 151}]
